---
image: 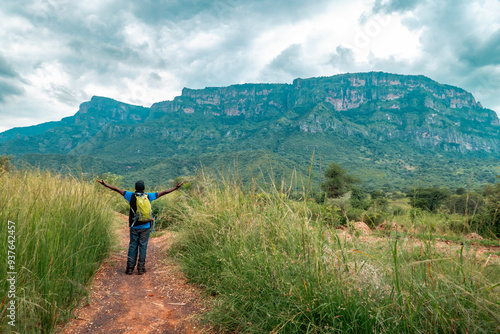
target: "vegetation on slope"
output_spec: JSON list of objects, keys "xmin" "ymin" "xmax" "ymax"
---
[{"xmin": 169, "ymin": 171, "xmax": 500, "ymax": 333}]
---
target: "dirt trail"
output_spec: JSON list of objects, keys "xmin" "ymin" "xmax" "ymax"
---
[{"xmin": 61, "ymin": 213, "xmax": 208, "ymax": 334}]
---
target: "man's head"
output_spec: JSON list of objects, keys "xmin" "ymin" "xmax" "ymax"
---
[{"xmin": 135, "ymin": 180, "xmax": 145, "ymax": 192}]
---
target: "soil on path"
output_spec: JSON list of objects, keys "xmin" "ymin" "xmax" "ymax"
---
[{"xmin": 61, "ymin": 213, "xmax": 209, "ymax": 334}]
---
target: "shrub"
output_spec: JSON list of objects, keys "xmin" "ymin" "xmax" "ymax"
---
[
  {"xmin": 450, "ymin": 182, "xmax": 500, "ymax": 237},
  {"xmin": 350, "ymin": 186, "xmax": 369, "ymax": 209},
  {"xmin": 469, "ymin": 183, "xmax": 500, "ymax": 237},
  {"xmin": 484, "ymin": 183, "xmax": 500, "ymax": 236},
  {"xmin": 391, "ymin": 205, "xmax": 406, "ymax": 216},
  {"xmin": 345, "ymin": 207, "xmax": 364, "ymax": 223},
  {"xmin": 390, "ymin": 191, "xmax": 406, "ymax": 199},
  {"xmin": 363, "ymin": 211, "xmax": 385, "ymax": 227},
  {"xmin": 0, "ymin": 154, "xmax": 12, "ymax": 171}
]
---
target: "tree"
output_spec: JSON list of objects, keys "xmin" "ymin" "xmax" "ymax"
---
[
  {"xmin": 444, "ymin": 192, "xmax": 484, "ymax": 215},
  {"xmin": 481, "ymin": 182, "xmax": 500, "ymax": 236},
  {"xmin": 370, "ymin": 189, "xmax": 388, "ymax": 211},
  {"xmin": 321, "ymin": 163, "xmax": 361, "ymax": 198},
  {"xmin": 350, "ymin": 186, "xmax": 370, "ymax": 210},
  {"xmin": 407, "ymin": 187, "xmax": 451, "ymax": 212}
]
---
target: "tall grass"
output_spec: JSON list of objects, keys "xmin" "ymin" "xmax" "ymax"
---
[
  {"xmin": 171, "ymin": 173, "xmax": 500, "ymax": 333},
  {"xmin": 0, "ymin": 168, "xmax": 114, "ymax": 333}
]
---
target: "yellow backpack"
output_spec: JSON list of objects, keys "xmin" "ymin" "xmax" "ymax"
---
[{"xmin": 131, "ymin": 193, "xmax": 153, "ymax": 226}]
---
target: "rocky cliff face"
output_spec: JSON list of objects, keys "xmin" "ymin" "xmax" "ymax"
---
[
  {"xmin": 148, "ymin": 72, "xmax": 500, "ymax": 154},
  {"xmin": 151, "ymin": 84, "xmax": 289, "ymax": 118},
  {"xmin": 1, "ymin": 71, "xmax": 499, "ymax": 160},
  {"xmin": 71, "ymin": 96, "xmax": 150, "ymax": 127}
]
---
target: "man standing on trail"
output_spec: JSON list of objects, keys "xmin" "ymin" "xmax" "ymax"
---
[{"xmin": 97, "ymin": 179, "xmax": 184, "ymax": 275}]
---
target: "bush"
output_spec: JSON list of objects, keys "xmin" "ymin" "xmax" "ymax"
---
[
  {"xmin": 390, "ymin": 191, "xmax": 406, "ymax": 199},
  {"xmin": 0, "ymin": 154, "xmax": 12, "ymax": 171},
  {"xmin": 321, "ymin": 162, "xmax": 361, "ymax": 198},
  {"xmin": 350, "ymin": 186, "xmax": 369, "ymax": 209},
  {"xmin": 345, "ymin": 208, "xmax": 364, "ymax": 223},
  {"xmin": 484, "ymin": 183, "xmax": 500, "ymax": 237},
  {"xmin": 370, "ymin": 190, "xmax": 389, "ymax": 212},
  {"xmin": 391, "ymin": 206, "xmax": 406, "ymax": 216},
  {"xmin": 363, "ymin": 211, "xmax": 385, "ymax": 228},
  {"xmin": 113, "ymin": 197, "xmax": 130, "ymax": 215},
  {"xmin": 307, "ymin": 201, "xmax": 343, "ymax": 227},
  {"xmin": 409, "ymin": 207, "xmax": 424, "ymax": 223}
]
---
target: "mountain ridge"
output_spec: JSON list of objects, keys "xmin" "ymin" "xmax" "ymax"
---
[{"xmin": 1, "ymin": 71, "xmax": 499, "ymax": 189}]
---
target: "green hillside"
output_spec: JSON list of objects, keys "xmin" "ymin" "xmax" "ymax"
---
[{"xmin": 1, "ymin": 72, "xmax": 499, "ymax": 190}]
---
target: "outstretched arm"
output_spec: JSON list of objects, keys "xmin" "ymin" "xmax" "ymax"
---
[
  {"xmin": 97, "ymin": 179, "xmax": 125, "ymax": 196},
  {"xmin": 157, "ymin": 182, "xmax": 184, "ymax": 198}
]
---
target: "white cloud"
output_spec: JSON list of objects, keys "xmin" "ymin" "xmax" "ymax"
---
[{"xmin": 0, "ymin": 0, "xmax": 498, "ymax": 133}]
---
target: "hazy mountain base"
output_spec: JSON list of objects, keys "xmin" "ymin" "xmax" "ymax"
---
[{"xmin": 15, "ymin": 141, "xmax": 499, "ymax": 192}]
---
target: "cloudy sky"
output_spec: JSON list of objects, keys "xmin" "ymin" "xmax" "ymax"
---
[{"xmin": 1, "ymin": 0, "xmax": 499, "ymax": 132}]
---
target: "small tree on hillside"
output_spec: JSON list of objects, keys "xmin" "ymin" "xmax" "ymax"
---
[
  {"xmin": 350, "ymin": 186, "xmax": 370, "ymax": 210},
  {"xmin": 444, "ymin": 192, "xmax": 484, "ymax": 215},
  {"xmin": 370, "ymin": 189, "xmax": 388, "ymax": 211},
  {"xmin": 321, "ymin": 163, "xmax": 361, "ymax": 199},
  {"xmin": 480, "ymin": 181, "xmax": 500, "ymax": 236},
  {"xmin": 407, "ymin": 187, "xmax": 451, "ymax": 212}
]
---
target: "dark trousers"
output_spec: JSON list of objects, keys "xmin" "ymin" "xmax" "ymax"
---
[{"xmin": 126, "ymin": 227, "xmax": 150, "ymax": 268}]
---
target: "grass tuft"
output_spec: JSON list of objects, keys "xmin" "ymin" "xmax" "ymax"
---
[{"xmin": 0, "ymin": 167, "xmax": 114, "ymax": 333}]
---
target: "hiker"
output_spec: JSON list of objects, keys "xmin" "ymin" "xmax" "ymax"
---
[{"xmin": 97, "ymin": 179, "xmax": 184, "ymax": 275}]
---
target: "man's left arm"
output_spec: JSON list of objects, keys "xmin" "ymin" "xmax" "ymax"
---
[{"xmin": 157, "ymin": 182, "xmax": 184, "ymax": 199}]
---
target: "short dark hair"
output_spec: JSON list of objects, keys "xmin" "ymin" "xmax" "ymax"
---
[{"xmin": 135, "ymin": 180, "xmax": 145, "ymax": 192}]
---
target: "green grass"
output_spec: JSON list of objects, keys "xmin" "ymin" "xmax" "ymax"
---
[
  {"xmin": 170, "ymin": 173, "xmax": 500, "ymax": 333},
  {"xmin": 0, "ymin": 168, "xmax": 114, "ymax": 333}
]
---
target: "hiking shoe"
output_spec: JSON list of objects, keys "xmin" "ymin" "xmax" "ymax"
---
[
  {"xmin": 125, "ymin": 267, "xmax": 134, "ymax": 275},
  {"xmin": 137, "ymin": 266, "xmax": 146, "ymax": 275}
]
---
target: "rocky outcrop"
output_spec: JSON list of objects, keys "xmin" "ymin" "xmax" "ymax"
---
[{"xmin": 73, "ymin": 96, "xmax": 150, "ymax": 126}]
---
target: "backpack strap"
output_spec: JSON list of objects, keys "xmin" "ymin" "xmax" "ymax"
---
[{"xmin": 129, "ymin": 192, "xmax": 142, "ymax": 227}]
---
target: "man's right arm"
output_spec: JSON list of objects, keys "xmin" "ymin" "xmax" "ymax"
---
[{"xmin": 97, "ymin": 179, "xmax": 125, "ymax": 196}]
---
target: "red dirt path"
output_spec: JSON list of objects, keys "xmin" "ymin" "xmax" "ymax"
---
[{"xmin": 60, "ymin": 213, "xmax": 210, "ymax": 334}]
